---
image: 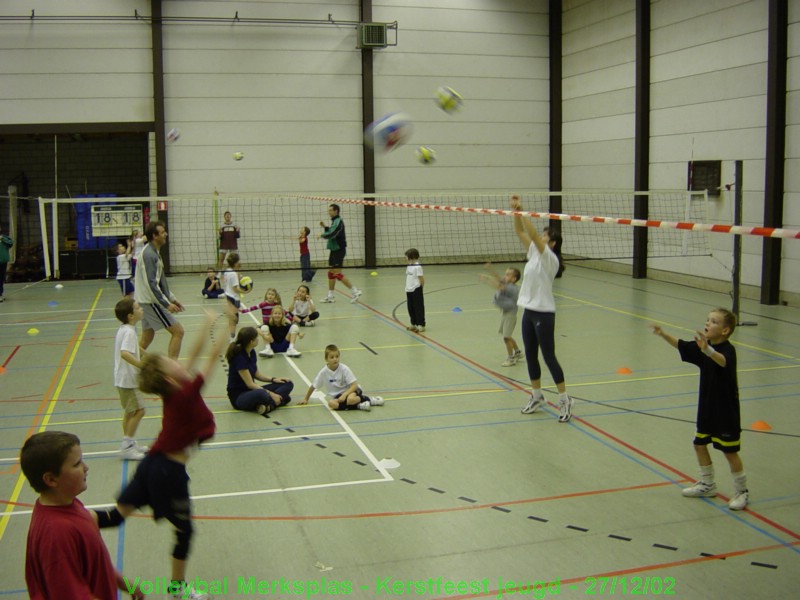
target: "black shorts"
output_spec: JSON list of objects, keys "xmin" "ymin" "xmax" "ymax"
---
[
  {"xmin": 328, "ymin": 248, "xmax": 346, "ymax": 268},
  {"xmin": 693, "ymin": 431, "xmax": 741, "ymax": 454},
  {"xmin": 117, "ymin": 453, "xmax": 192, "ymax": 530}
]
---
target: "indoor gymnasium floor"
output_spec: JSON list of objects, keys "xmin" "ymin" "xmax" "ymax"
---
[{"xmin": 0, "ymin": 264, "xmax": 798, "ymax": 599}]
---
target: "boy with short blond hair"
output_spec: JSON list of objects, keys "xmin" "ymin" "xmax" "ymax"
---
[
  {"xmin": 651, "ymin": 308, "xmax": 749, "ymax": 510},
  {"xmin": 300, "ymin": 344, "xmax": 384, "ymax": 411},
  {"xmin": 114, "ymin": 297, "xmax": 147, "ymax": 460}
]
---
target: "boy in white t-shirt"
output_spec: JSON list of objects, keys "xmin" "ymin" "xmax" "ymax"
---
[
  {"xmin": 404, "ymin": 248, "xmax": 426, "ymax": 332},
  {"xmin": 299, "ymin": 344, "xmax": 384, "ymax": 411},
  {"xmin": 113, "ymin": 297, "xmax": 147, "ymax": 460}
]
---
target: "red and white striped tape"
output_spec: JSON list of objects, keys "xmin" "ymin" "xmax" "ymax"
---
[{"xmin": 302, "ymin": 195, "xmax": 800, "ymax": 240}]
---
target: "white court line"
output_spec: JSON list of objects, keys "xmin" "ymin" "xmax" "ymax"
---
[
  {"xmin": 0, "ymin": 431, "xmax": 348, "ymax": 464},
  {"xmin": 283, "ymin": 354, "xmax": 394, "ymax": 482},
  {"xmin": 241, "ymin": 306, "xmax": 392, "ymax": 481},
  {"xmin": 2, "ymin": 478, "xmax": 390, "ymax": 518}
]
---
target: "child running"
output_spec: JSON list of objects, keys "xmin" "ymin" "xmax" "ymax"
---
[
  {"xmin": 651, "ymin": 308, "xmax": 749, "ymax": 510},
  {"xmin": 300, "ymin": 344, "xmax": 384, "ymax": 411}
]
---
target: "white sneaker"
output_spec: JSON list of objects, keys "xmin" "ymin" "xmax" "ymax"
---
[
  {"xmin": 501, "ymin": 357, "xmax": 516, "ymax": 367},
  {"xmin": 286, "ymin": 348, "xmax": 301, "ymax": 357},
  {"xmin": 728, "ymin": 490, "xmax": 749, "ymax": 510},
  {"xmin": 513, "ymin": 349, "xmax": 524, "ymax": 360},
  {"xmin": 322, "ymin": 296, "xmax": 335, "ymax": 303},
  {"xmin": 171, "ymin": 582, "xmax": 209, "ymax": 600},
  {"xmin": 357, "ymin": 400, "xmax": 372, "ymax": 411},
  {"xmin": 417, "ymin": 326, "xmax": 425, "ymax": 333},
  {"xmin": 133, "ymin": 442, "xmax": 148, "ymax": 453},
  {"xmin": 350, "ymin": 288, "xmax": 362, "ymax": 303},
  {"xmin": 119, "ymin": 445, "xmax": 146, "ymax": 461},
  {"xmin": 681, "ymin": 481, "xmax": 717, "ymax": 498},
  {"xmin": 557, "ymin": 396, "xmax": 574, "ymax": 423},
  {"xmin": 258, "ymin": 347, "xmax": 274, "ymax": 357},
  {"xmin": 521, "ymin": 396, "xmax": 545, "ymax": 414},
  {"xmin": 369, "ymin": 396, "xmax": 385, "ymax": 406}
]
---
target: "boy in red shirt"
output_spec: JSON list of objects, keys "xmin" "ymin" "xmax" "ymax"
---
[
  {"xmin": 95, "ymin": 309, "xmax": 232, "ymax": 600},
  {"xmin": 21, "ymin": 431, "xmax": 144, "ymax": 600}
]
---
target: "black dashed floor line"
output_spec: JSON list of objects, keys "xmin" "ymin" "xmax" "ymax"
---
[{"xmin": 293, "ymin": 423, "xmax": 778, "ymax": 571}]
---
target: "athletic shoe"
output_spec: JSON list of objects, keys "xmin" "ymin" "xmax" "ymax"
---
[
  {"xmin": 513, "ymin": 349, "xmax": 524, "ymax": 360},
  {"xmin": 369, "ymin": 396, "xmax": 385, "ymax": 406},
  {"xmin": 171, "ymin": 583, "xmax": 208, "ymax": 600},
  {"xmin": 119, "ymin": 445, "xmax": 146, "ymax": 461},
  {"xmin": 357, "ymin": 400, "xmax": 372, "ymax": 411},
  {"xmin": 350, "ymin": 288, "xmax": 362, "ymax": 303},
  {"xmin": 417, "ymin": 326, "xmax": 425, "ymax": 333},
  {"xmin": 501, "ymin": 357, "xmax": 516, "ymax": 367},
  {"xmin": 258, "ymin": 347, "xmax": 275, "ymax": 358},
  {"xmin": 306, "ymin": 320, "xmax": 315, "ymax": 327},
  {"xmin": 681, "ymin": 481, "xmax": 717, "ymax": 498},
  {"xmin": 728, "ymin": 490, "xmax": 749, "ymax": 510},
  {"xmin": 557, "ymin": 396, "xmax": 574, "ymax": 423},
  {"xmin": 133, "ymin": 442, "xmax": 148, "ymax": 454},
  {"xmin": 521, "ymin": 396, "xmax": 545, "ymax": 414},
  {"xmin": 406, "ymin": 325, "xmax": 418, "ymax": 332},
  {"xmin": 322, "ymin": 296, "xmax": 335, "ymax": 303},
  {"xmin": 286, "ymin": 348, "xmax": 302, "ymax": 357}
]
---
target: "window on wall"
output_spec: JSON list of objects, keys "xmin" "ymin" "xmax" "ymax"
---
[{"xmin": 688, "ymin": 160, "xmax": 721, "ymax": 197}]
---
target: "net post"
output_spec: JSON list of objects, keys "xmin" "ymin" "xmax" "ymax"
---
[
  {"xmin": 632, "ymin": 191, "xmax": 648, "ymax": 278},
  {"xmin": 38, "ymin": 198, "xmax": 53, "ymax": 280},
  {"xmin": 732, "ymin": 161, "xmax": 757, "ymax": 326}
]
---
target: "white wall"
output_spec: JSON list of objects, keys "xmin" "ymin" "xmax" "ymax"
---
[
  {"xmin": 649, "ymin": 0, "xmax": 775, "ymax": 290},
  {"xmin": 562, "ymin": 0, "xmax": 636, "ymax": 189},
  {"xmin": 785, "ymin": 0, "xmax": 800, "ymax": 294},
  {"xmin": 371, "ymin": 0, "xmax": 550, "ymax": 193},
  {"xmin": 2, "ymin": 0, "xmax": 798, "ymax": 294},
  {"xmin": 0, "ymin": 0, "xmax": 153, "ymax": 124}
]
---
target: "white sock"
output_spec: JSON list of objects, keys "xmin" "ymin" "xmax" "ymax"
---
[
  {"xmin": 352, "ymin": 286, "xmax": 359, "ymax": 292},
  {"xmin": 699, "ymin": 464, "xmax": 715, "ymax": 485},
  {"xmin": 732, "ymin": 470, "xmax": 748, "ymax": 493},
  {"xmin": 532, "ymin": 389, "xmax": 544, "ymax": 400},
  {"xmin": 121, "ymin": 437, "xmax": 134, "ymax": 449},
  {"xmin": 559, "ymin": 392, "xmax": 570, "ymax": 403}
]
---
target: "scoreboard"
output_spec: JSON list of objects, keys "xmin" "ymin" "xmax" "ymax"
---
[{"xmin": 90, "ymin": 204, "xmax": 143, "ymax": 237}]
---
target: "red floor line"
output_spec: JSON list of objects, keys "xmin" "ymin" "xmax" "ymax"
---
[
  {"xmin": 359, "ymin": 301, "xmax": 800, "ymax": 542},
  {"xmin": 189, "ymin": 480, "xmax": 678, "ymax": 522},
  {"xmin": 1, "ymin": 345, "xmax": 20, "ymax": 369},
  {"xmin": 439, "ymin": 540, "xmax": 800, "ymax": 600}
]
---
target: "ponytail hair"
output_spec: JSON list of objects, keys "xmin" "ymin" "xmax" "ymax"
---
[
  {"xmin": 543, "ymin": 227, "xmax": 565, "ymax": 278},
  {"xmin": 225, "ymin": 326, "xmax": 259, "ymax": 362}
]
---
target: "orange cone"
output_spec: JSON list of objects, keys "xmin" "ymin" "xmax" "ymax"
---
[
  {"xmin": 751, "ymin": 420, "xmax": 772, "ymax": 431},
  {"xmin": 617, "ymin": 367, "xmax": 632, "ymax": 375}
]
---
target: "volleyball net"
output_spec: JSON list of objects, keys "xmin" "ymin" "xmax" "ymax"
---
[{"xmin": 32, "ymin": 190, "xmax": 728, "ymax": 279}]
